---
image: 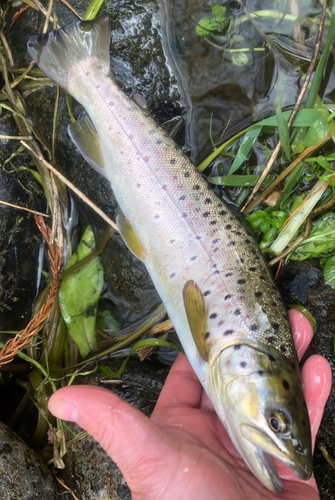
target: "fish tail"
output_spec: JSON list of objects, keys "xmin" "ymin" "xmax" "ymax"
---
[{"xmin": 27, "ymin": 13, "xmax": 111, "ymax": 93}]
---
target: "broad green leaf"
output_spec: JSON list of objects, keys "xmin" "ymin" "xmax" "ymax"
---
[
  {"xmin": 302, "ymin": 116, "xmax": 329, "ymax": 149},
  {"xmin": 83, "ymin": 0, "xmax": 105, "ymax": 20},
  {"xmin": 59, "ymin": 226, "xmax": 104, "ymax": 359},
  {"xmin": 324, "ymin": 256, "xmax": 335, "ymax": 289},
  {"xmin": 228, "ymin": 125, "xmax": 262, "ymax": 174}
]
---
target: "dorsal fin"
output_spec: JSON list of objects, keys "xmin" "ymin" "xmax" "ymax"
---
[{"xmin": 183, "ymin": 280, "xmax": 208, "ymax": 361}]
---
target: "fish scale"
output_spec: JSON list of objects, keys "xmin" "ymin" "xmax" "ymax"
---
[{"xmin": 28, "ymin": 13, "xmax": 312, "ymax": 492}]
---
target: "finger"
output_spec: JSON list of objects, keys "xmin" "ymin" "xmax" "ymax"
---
[
  {"xmin": 288, "ymin": 308, "xmax": 314, "ymax": 361},
  {"xmin": 152, "ymin": 353, "xmax": 202, "ymax": 414},
  {"xmin": 301, "ymin": 354, "xmax": 332, "ymax": 446},
  {"xmin": 49, "ymin": 386, "xmax": 174, "ymax": 491}
]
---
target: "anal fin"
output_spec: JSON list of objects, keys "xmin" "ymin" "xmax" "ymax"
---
[
  {"xmin": 183, "ymin": 280, "xmax": 208, "ymax": 361},
  {"xmin": 116, "ymin": 214, "xmax": 146, "ymax": 261},
  {"xmin": 68, "ymin": 116, "xmax": 107, "ymax": 178}
]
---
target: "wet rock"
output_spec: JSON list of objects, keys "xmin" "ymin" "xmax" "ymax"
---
[
  {"xmin": 56, "ymin": 357, "xmax": 169, "ymax": 499},
  {"xmin": 278, "ymin": 260, "xmax": 335, "ymax": 500},
  {"xmin": 0, "ymin": 420, "xmax": 59, "ymax": 500}
]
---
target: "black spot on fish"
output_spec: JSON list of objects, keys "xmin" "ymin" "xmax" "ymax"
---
[
  {"xmin": 170, "ymin": 273, "xmax": 176, "ymax": 278},
  {"xmin": 191, "ymin": 256, "xmax": 197, "ymax": 261},
  {"xmin": 205, "ymin": 198, "xmax": 212, "ymax": 204},
  {"xmin": 210, "ymin": 313, "xmax": 217, "ymax": 319},
  {"xmin": 213, "ymin": 247, "xmax": 219, "ymax": 252},
  {"xmin": 266, "ymin": 336, "xmax": 275, "ymax": 343},
  {"xmin": 228, "ymin": 240, "xmax": 235, "ymax": 246},
  {"xmin": 236, "ymin": 231, "xmax": 242, "ymax": 236},
  {"xmin": 214, "ymin": 270, "xmax": 219, "ymax": 275},
  {"xmin": 182, "ymin": 213, "xmax": 188, "ymax": 218},
  {"xmin": 225, "ymin": 224, "xmax": 232, "ymax": 230},
  {"xmin": 250, "ymin": 324, "xmax": 258, "ymax": 331},
  {"xmin": 204, "ymin": 290, "xmax": 211, "ymax": 296},
  {"xmin": 220, "ymin": 210, "xmax": 227, "ymax": 216},
  {"xmin": 258, "ymin": 370, "xmax": 264, "ymax": 376},
  {"xmin": 255, "ymin": 291, "xmax": 262, "ymax": 297},
  {"xmin": 272, "ymin": 323, "xmax": 280, "ymax": 330},
  {"xmin": 283, "ymin": 380, "xmax": 290, "ymax": 391},
  {"xmin": 245, "ymin": 239, "xmax": 251, "ymax": 244},
  {"xmin": 237, "ymin": 258, "xmax": 244, "ymax": 264},
  {"xmin": 196, "ymin": 236, "xmax": 201, "ymax": 240},
  {"xmin": 213, "ymin": 239, "xmax": 219, "ymax": 244},
  {"xmin": 269, "ymin": 355, "xmax": 276, "ymax": 362},
  {"xmin": 205, "ymin": 332, "xmax": 210, "ymax": 339},
  {"xmin": 249, "ymin": 267, "xmax": 256, "ymax": 272},
  {"xmin": 193, "ymin": 185, "xmax": 200, "ymax": 190},
  {"xmin": 234, "ymin": 309, "xmax": 241, "ymax": 315},
  {"xmin": 240, "ymin": 361, "xmax": 247, "ymax": 368},
  {"xmin": 184, "ymin": 172, "xmax": 190, "ymax": 177},
  {"xmin": 259, "ymin": 276, "xmax": 265, "ymax": 281},
  {"xmin": 203, "ymin": 212, "xmax": 210, "ymax": 217},
  {"xmin": 237, "ymin": 279, "xmax": 246, "ymax": 285},
  {"xmin": 210, "ymin": 220, "xmax": 217, "ymax": 225},
  {"xmin": 224, "ymin": 329, "xmax": 234, "ymax": 336},
  {"xmin": 280, "ymin": 345, "xmax": 287, "ymax": 353},
  {"xmin": 225, "ymin": 272, "xmax": 233, "ymax": 277},
  {"xmin": 157, "ymin": 139, "xmax": 162, "ymax": 144},
  {"xmin": 224, "ymin": 294, "xmax": 231, "ymax": 300},
  {"xmin": 179, "ymin": 195, "xmax": 186, "ymax": 200},
  {"xmin": 272, "ymin": 301, "xmax": 278, "ymax": 307},
  {"xmin": 170, "ymin": 158, "xmax": 176, "ymax": 164},
  {"xmin": 234, "ymin": 345, "xmax": 241, "ymax": 350}
]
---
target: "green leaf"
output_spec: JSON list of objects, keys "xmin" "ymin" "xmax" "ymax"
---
[
  {"xmin": 208, "ymin": 174, "xmax": 275, "ymax": 187},
  {"xmin": 276, "ymin": 95, "xmax": 290, "ymax": 160},
  {"xmin": 228, "ymin": 125, "xmax": 262, "ymax": 175},
  {"xmin": 246, "ymin": 210, "xmax": 268, "ymax": 230},
  {"xmin": 260, "ymin": 218, "xmax": 271, "ymax": 233},
  {"xmin": 302, "ymin": 116, "xmax": 330, "ymax": 149},
  {"xmin": 290, "ymin": 212, "xmax": 335, "ymax": 261},
  {"xmin": 196, "ymin": 18, "xmax": 214, "ymax": 36},
  {"xmin": 59, "ymin": 226, "xmax": 104, "ymax": 359},
  {"xmin": 324, "ymin": 255, "xmax": 335, "ymax": 289},
  {"xmin": 99, "ymin": 365, "xmax": 118, "ymax": 377},
  {"xmin": 212, "ymin": 5, "xmax": 226, "ymax": 17},
  {"xmin": 83, "ymin": 0, "xmax": 105, "ymax": 20}
]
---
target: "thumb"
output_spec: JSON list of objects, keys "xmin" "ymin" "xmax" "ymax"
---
[{"xmin": 48, "ymin": 386, "xmax": 175, "ymax": 494}]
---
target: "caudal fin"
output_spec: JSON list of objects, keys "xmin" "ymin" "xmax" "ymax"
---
[{"xmin": 27, "ymin": 13, "xmax": 111, "ymax": 91}]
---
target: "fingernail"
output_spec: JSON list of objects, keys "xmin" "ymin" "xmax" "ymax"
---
[{"xmin": 49, "ymin": 400, "xmax": 79, "ymax": 422}]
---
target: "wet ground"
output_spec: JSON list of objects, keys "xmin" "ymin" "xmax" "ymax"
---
[{"xmin": 0, "ymin": 0, "xmax": 334, "ymax": 498}]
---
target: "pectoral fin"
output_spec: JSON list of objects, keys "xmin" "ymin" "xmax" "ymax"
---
[
  {"xmin": 183, "ymin": 280, "xmax": 208, "ymax": 361},
  {"xmin": 68, "ymin": 116, "xmax": 107, "ymax": 178},
  {"xmin": 116, "ymin": 214, "xmax": 146, "ymax": 261}
]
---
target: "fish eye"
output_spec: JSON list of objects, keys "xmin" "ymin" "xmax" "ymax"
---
[{"xmin": 268, "ymin": 410, "xmax": 289, "ymax": 433}]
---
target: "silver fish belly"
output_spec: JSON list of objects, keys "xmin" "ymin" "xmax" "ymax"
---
[{"xmin": 28, "ymin": 13, "xmax": 312, "ymax": 492}]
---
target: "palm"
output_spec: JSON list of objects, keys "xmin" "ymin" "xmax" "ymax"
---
[{"xmin": 150, "ymin": 353, "xmax": 320, "ymax": 500}]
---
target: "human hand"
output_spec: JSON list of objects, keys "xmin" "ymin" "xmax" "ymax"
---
[{"xmin": 49, "ymin": 310, "xmax": 331, "ymax": 500}]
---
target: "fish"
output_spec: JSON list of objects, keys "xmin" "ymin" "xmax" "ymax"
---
[{"xmin": 27, "ymin": 13, "xmax": 312, "ymax": 492}]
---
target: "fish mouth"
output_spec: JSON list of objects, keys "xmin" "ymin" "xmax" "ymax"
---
[{"xmin": 240, "ymin": 423, "xmax": 304, "ymax": 492}]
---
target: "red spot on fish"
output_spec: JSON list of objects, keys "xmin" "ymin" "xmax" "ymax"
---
[
  {"xmin": 162, "ymin": 185, "xmax": 167, "ymax": 190},
  {"xmin": 121, "ymin": 151, "xmax": 124, "ymax": 155},
  {"xmin": 144, "ymin": 157, "xmax": 150, "ymax": 162},
  {"xmin": 96, "ymin": 85, "xmax": 101, "ymax": 89},
  {"xmin": 109, "ymin": 102, "xmax": 114, "ymax": 106},
  {"xmin": 136, "ymin": 183, "xmax": 141, "ymax": 188},
  {"xmin": 170, "ymin": 239, "xmax": 175, "ymax": 244},
  {"xmin": 155, "ymin": 214, "xmax": 160, "ymax": 219},
  {"xmin": 129, "ymin": 134, "xmax": 134, "ymax": 140},
  {"xmin": 86, "ymin": 72, "xmax": 90, "ymax": 76},
  {"xmin": 109, "ymin": 125, "xmax": 113, "ymax": 131},
  {"xmin": 182, "ymin": 213, "xmax": 188, "ymax": 218}
]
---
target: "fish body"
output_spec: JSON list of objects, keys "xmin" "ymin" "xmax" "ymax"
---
[{"xmin": 28, "ymin": 14, "xmax": 312, "ymax": 492}]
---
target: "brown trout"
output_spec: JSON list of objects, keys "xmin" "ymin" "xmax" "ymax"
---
[{"xmin": 28, "ymin": 13, "xmax": 312, "ymax": 492}]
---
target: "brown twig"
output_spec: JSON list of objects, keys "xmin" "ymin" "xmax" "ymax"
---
[
  {"xmin": 241, "ymin": 0, "xmax": 328, "ymax": 212},
  {"xmin": 0, "ymin": 216, "xmax": 62, "ymax": 367},
  {"xmin": 0, "ymin": 200, "xmax": 50, "ymax": 217},
  {"xmin": 29, "ymin": 0, "xmax": 60, "ymax": 28}
]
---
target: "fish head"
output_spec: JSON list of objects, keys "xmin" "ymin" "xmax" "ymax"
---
[{"xmin": 208, "ymin": 344, "xmax": 312, "ymax": 492}]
